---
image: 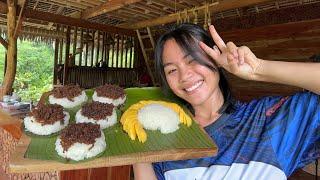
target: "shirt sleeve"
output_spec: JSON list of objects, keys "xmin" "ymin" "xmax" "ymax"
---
[
  {"xmin": 152, "ymin": 162, "xmax": 165, "ymax": 180},
  {"xmin": 265, "ymin": 91, "xmax": 320, "ymax": 176}
]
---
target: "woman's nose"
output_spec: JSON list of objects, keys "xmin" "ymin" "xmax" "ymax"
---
[{"xmin": 179, "ymin": 66, "xmax": 193, "ymax": 83}]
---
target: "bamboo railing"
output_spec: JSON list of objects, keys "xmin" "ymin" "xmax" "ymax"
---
[{"xmin": 54, "ymin": 25, "xmax": 141, "ymax": 88}]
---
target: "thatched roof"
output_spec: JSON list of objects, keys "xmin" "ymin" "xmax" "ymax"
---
[
  {"xmin": 0, "ymin": 0, "xmax": 319, "ymax": 35},
  {"xmin": 0, "ymin": 0, "xmax": 319, "ymax": 60}
]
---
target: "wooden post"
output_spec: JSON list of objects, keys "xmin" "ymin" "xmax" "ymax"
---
[
  {"xmin": 53, "ymin": 25, "xmax": 59, "ymax": 85},
  {"xmin": 91, "ymin": 30, "xmax": 94, "ymax": 67},
  {"xmin": 1, "ymin": 0, "xmax": 17, "ymax": 100},
  {"xmin": 95, "ymin": 30, "xmax": 100, "ymax": 66},
  {"xmin": 72, "ymin": 26, "xmax": 78, "ymax": 66},
  {"xmin": 63, "ymin": 26, "xmax": 71, "ymax": 85}
]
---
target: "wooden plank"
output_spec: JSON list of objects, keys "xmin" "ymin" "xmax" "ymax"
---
[
  {"xmin": 63, "ymin": 26, "xmax": 71, "ymax": 85},
  {"xmin": 95, "ymin": 31, "xmax": 100, "ymax": 67},
  {"xmin": 106, "ymin": 33, "xmax": 110, "ymax": 67},
  {"xmin": 85, "ymin": 29, "xmax": 88, "ymax": 66},
  {"xmin": 214, "ymin": 2, "xmax": 320, "ymax": 33},
  {"xmin": 101, "ymin": 32, "xmax": 105, "ymax": 66},
  {"xmin": 60, "ymin": 169, "xmax": 89, "ymax": 180},
  {"xmin": 91, "ymin": 30, "xmax": 95, "ymax": 67},
  {"xmin": 9, "ymin": 133, "xmax": 217, "ymax": 173},
  {"xmin": 125, "ymin": 36, "xmax": 128, "ymax": 68},
  {"xmin": 0, "ymin": 2, "xmax": 135, "ymax": 36},
  {"xmin": 116, "ymin": 35, "xmax": 120, "ymax": 68},
  {"xmin": 72, "ymin": 26, "xmax": 78, "ymax": 57},
  {"xmin": 221, "ymin": 19, "xmax": 320, "ymax": 43},
  {"xmin": 13, "ymin": 0, "xmax": 28, "ymax": 39},
  {"xmin": 111, "ymin": 34, "xmax": 115, "ymax": 67},
  {"xmin": 119, "ymin": 0, "xmax": 274, "ymax": 29},
  {"xmin": 120, "ymin": 35, "xmax": 124, "ymax": 68},
  {"xmin": 53, "ymin": 28, "xmax": 59, "ymax": 85},
  {"xmin": 81, "ymin": 0, "xmax": 143, "ymax": 19},
  {"xmin": 79, "ymin": 28, "xmax": 83, "ymax": 66}
]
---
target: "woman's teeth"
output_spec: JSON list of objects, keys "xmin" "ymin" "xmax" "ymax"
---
[{"xmin": 185, "ymin": 81, "xmax": 203, "ymax": 92}]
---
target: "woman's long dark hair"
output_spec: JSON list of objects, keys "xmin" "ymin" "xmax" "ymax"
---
[{"xmin": 154, "ymin": 23, "xmax": 234, "ymax": 114}]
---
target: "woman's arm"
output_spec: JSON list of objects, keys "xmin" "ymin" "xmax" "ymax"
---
[
  {"xmin": 255, "ymin": 60, "xmax": 320, "ymax": 94},
  {"xmin": 199, "ymin": 25, "xmax": 320, "ymax": 94},
  {"xmin": 133, "ymin": 163, "xmax": 157, "ymax": 180}
]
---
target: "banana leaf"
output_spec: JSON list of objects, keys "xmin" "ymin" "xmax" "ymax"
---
[{"xmin": 24, "ymin": 87, "xmax": 216, "ymax": 163}]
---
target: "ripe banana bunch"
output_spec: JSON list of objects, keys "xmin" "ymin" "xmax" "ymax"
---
[{"xmin": 120, "ymin": 100, "xmax": 192, "ymax": 143}]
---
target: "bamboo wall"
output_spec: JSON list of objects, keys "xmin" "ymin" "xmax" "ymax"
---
[{"xmin": 54, "ymin": 25, "xmax": 141, "ymax": 88}]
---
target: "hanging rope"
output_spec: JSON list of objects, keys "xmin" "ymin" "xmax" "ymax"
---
[
  {"xmin": 193, "ymin": 8, "xmax": 198, "ymax": 25},
  {"xmin": 177, "ymin": 11, "xmax": 182, "ymax": 25},
  {"xmin": 203, "ymin": 4, "xmax": 209, "ymax": 30},
  {"xmin": 208, "ymin": 4, "xmax": 212, "ymax": 26}
]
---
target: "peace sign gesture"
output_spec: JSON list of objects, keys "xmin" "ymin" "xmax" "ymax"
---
[{"xmin": 199, "ymin": 25, "xmax": 262, "ymax": 81}]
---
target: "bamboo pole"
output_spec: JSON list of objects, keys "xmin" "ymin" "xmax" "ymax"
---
[
  {"xmin": 95, "ymin": 30, "xmax": 100, "ymax": 67},
  {"xmin": 106, "ymin": 33, "xmax": 110, "ymax": 67},
  {"xmin": 125, "ymin": 36, "xmax": 128, "ymax": 68},
  {"xmin": 79, "ymin": 28, "xmax": 83, "ymax": 66},
  {"xmin": 59, "ymin": 26, "xmax": 64, "ymax": 65},
  {"xmin": 85, "ymin": 29, "xmax": 88, "ymax": 66},
  {"xmin": 111, "ymin": 34, "xmax": 115, "ymax": 67},
  {"xmin": 116, "ymin": 34, "xmax": 120, "ymax": 68},
  {"xmin": 120, "ymin": 35, "xmax": 124, "ymax": 68},
  {"xmin": 101, "ymin": 32, "xmax": 105, "ymax": 66},
  {"xmin": 63, "ymin": 26, "xmax": 71, "ymax": 85},
  {"xmin": 72, "ymin": 26, "xmax": 78, "ymax": 66},
  {"xmin": 1, "ymin": 0, "xmax": 17, "ymax": 100},
  {"xmin": 53, "ymin": 25, "xmax": 59, "ymax": 85},
  {"xmin": 91, "ymin": 30, "xmax": 94, "ymax": 67}
]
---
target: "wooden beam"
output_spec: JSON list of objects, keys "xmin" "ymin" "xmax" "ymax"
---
[
  {"xmin": 221, "ymin": 19, "xmax": 320, "ymax": 43},
  {"xmin": 214, "ymin": 2, "xmax": 320, "ymax": 32},
  {"xmin": 0, "ymin": 1, "xmax": 135, "ymax": 36},
  {"xmin": 119, "ymin": 0, "xmax": 274, "ymax": 29},
  {"xmin": 0, "ymin": 1, "xmax": 7, "ymax": 12},
  {"xmin": 23, "ymin": 8, "xmax": 135, "ymax": 36},
  {"xmin": 244, "ymin": 38, "xmax": 320, "ymax": 49},
  {"xmin": 81, "ymin": 0, "xmax": 143, "ymax": 20},
  {"xmin": 0, "ymin": 35, "xmax": 8, "ymax": 49},
  {"xmin": 13, "ymin": 0, "xmax": 28, "ymax": 39}
]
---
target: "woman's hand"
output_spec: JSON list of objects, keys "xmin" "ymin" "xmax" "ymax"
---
[{"xmin": 199, "ymin": 25, "xmax": 262, "ymax": 81}]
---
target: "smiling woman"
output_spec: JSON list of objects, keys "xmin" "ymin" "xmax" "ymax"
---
[{"xmin": 133, "ymin": 23, "xmax": 320, "ymax": 180}]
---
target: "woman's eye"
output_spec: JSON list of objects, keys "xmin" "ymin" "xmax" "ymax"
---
[
  {"xmin": 188, "ymin": 59, "xmax": 195, "ymax": 64},
  {"xmin": 167, "ymin": 69, "xmax": 176, "ymax": 74}
]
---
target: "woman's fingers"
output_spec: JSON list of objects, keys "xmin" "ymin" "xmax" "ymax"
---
[
  {"xmin": 238, "ymin": 46, "xmax": 245, "ymax": 65},
  {"xmin": 227, "ymin": 54, "xmax": 238, "ymax": 73},
  {"xmin": 226, "ymin": 42, "xmax": 238, "ymax": 59},
  {"xmin": 199, "ymin": 41, "xmax": 221, "ymax": 64},
  {"xmin": 209, "ymin": 25, "xmax": 226, "ymax": 51}
]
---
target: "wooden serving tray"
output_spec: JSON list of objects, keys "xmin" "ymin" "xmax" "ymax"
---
[{"xmin": 8, "ymin": 87, "xmax": 218, "ymax": 173}]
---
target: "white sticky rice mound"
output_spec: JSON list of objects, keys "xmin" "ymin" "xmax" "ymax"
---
[
  {"xmin": 55, "ymin": 131, "xmax": 106, "ymax": 161},
  {"xmin": 92, "ymin": 91, "xmax": 126, "ymax": 106},
  {"xmin": 24, "ymin": 111, "xmax": 70, "ymax": 135},
  {"xmin": 49, "ymin": 91, "xmax": 88, "ymax": 108},
  {"xmin": 75, "ymin": 108, "xmax": 117, "ymax": 129},
  {"xmin": 137, "ymin": 103, "xmax": 180, "ymax": 134}
]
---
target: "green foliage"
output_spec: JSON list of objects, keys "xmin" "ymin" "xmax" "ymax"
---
[{"xmin": 0, "ymin": 40, "xmax": 54, "ymax": 102}]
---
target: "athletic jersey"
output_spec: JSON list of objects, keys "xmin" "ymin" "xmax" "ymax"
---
[{"xmin": 153, "ymin": 91, "xmax": 320, "ymax": 180}]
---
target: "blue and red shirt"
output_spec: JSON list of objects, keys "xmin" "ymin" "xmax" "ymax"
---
[{"xmin": 153, "ymin": 91, "xmax": 320, "ymax": 180}]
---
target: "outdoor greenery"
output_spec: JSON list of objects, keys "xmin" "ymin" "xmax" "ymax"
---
[{"xmin": 0, "ymin": 40, "xmax": 54, "ymax": 102}]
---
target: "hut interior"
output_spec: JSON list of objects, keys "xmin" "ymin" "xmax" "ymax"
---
[{"xmin": 0, "ymin": 0, "xmax": 319, "ymax": 179}]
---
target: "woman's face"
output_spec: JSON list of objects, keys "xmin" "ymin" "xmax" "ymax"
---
[{"xmin": 162, "ymin": 39, "xmax": 221, "ymax": 107}]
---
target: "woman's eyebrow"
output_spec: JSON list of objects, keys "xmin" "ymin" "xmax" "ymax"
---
[{"xmin": 163, "ymin": 62, "xmax": 173, "ymax": 68}]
